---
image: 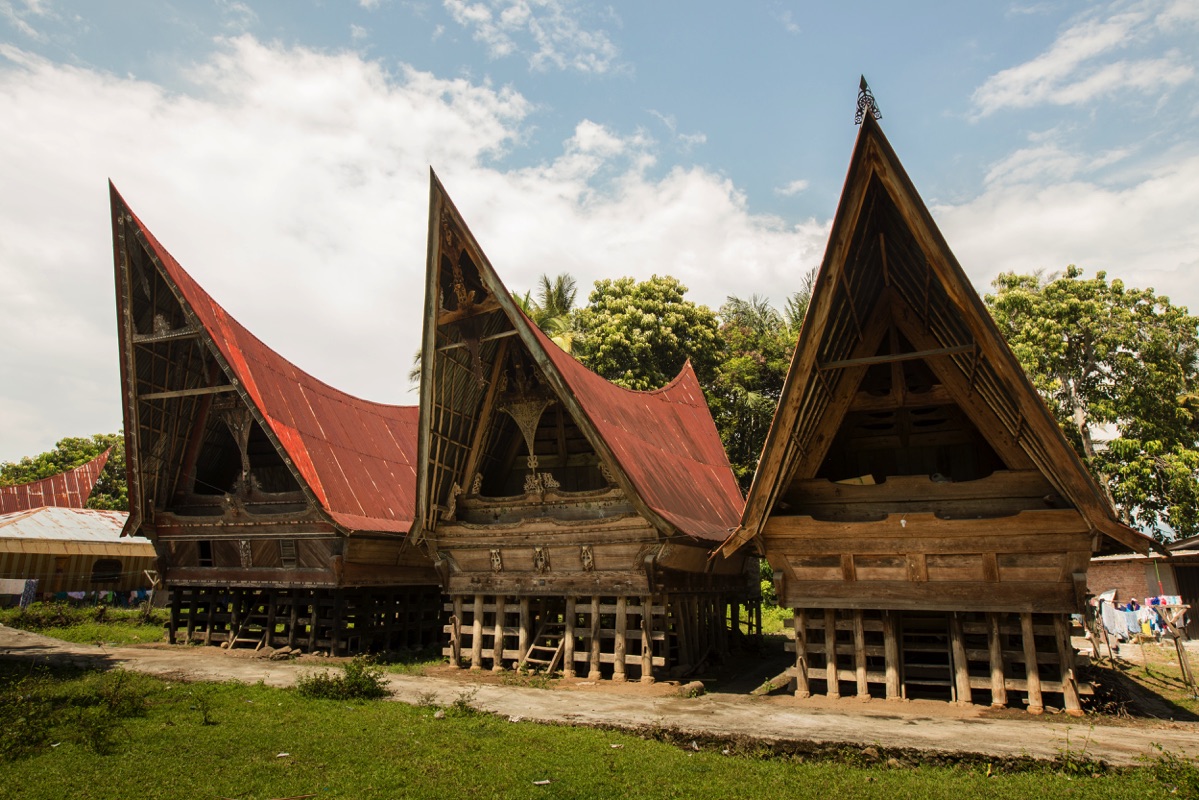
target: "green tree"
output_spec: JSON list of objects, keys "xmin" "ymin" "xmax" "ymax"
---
[
  {"xmin": 709, "ymin": 295, "xmax": 797, "ymax": 489},
  {"xmin": 986, "ymin": 266, "xmax": 1199, "ymax": 539},
  {"xmin": 0, "ymin": 433, "xmax": 128, "ymax": 510},
  {"xmin": 574, "ymin": 275, "xmax": 721, "ymax": 390},
  {"xmin": 515, "ymin": 273, "xmax": 580, "ymax": 354}
]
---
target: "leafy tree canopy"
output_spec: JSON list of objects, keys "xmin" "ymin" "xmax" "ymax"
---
[
  {"xmin": 986, "ymin": 266, "xmax": 1199, "ymax": 540},
  {"xmin": 574, "ymin": 275, "xmax": 721, "ymax": 391},
  {"xmin": 0, "ymin": 433, "xmax": 128, "ymax": 511}
]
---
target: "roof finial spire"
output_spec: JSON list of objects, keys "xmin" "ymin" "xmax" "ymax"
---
[{"xmin": 855, "ymin": 75, "xmax": 882, "ymax": 125}]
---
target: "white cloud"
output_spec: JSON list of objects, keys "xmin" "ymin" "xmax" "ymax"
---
[
  {"xmin": 972, "ymin": 1, "xmax": 1197, "ymax": 116},
  {"xmin": 1, "ymin": 0, "xmax": 51, "ymax": 40},
  {"xmin": 360, "ymin": 0, "xmax": 383, "ymax": 8},
  {"xmin": 773, "ymin": 8, "xmax": 800, "ymax": 34},
  {"xmin": 775, "ymin": 178, "xmax": 809, "ymax": 197},
  {"xmin": 0, "ymin": 37, "xmax": 828, "ymax": 461},
  {"xmin": 442, "ymin": 0, "xmax": 619, "ymax": 74},
  {"xmin": 216, "ymin": 0, "xmax": 257, "ymax": 32},
  {"xmin": 350, "ymin": 23, "xmax": 368, "ymax": 40},
  {"xmin": 937, "ymin": 148, "xmax": 1199, "ymax": 312}
]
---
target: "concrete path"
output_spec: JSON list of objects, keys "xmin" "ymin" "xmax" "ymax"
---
[{"xmin": 3, "ymin": 624, "xmax": 1197, "ymax": 767}]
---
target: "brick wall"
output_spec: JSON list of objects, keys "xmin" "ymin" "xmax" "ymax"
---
[{"xmin": 1088, "ymin": 558, "xmax": 1176, "ymax": 604}]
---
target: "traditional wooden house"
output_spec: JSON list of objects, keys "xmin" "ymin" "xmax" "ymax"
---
[
  {"xmin": 110, "ymin": 185, "xmax": 440, "ymax": 654},
  {"xmin": 721, "ymin": 97, "xmax": 1156, "ymax": 712},
  {"xmin": 417, "ymin": 174, "xmax": 756, "ymax": 681}
]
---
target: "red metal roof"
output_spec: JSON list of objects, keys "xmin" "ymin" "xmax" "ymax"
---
[
  {"xmin": 0, "ymin": 450, "xmax": 111, "ymax": 513},
  {"xmin": 113, "ymin": 189, "xmax": 419, "ymax": 535},
  {"xmin": 527, "ymin": 319, "xmax": 744, "ymax": 542}
]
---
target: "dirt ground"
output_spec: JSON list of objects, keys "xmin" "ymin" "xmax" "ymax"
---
[{"xmin": 4, "ymin": 623, "xmax": 1199, "ymax": 767}]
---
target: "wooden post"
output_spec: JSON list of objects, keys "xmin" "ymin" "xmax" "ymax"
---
[
  {"xmin": 987, "ymin": 612, "xmax": 1007, "ymax": 708},
  {"xmin": 287, "ymin": 591, "xmax": 299, "ymax": 649},
  {"xmin": 449, "ymin": 595, "xmax": 463, "ymax": 668},
  {"xmin": 753, "ymin": 600, "xmax": 762, "ymax": 638},
  {"xmin": 715, "ymin": 598, "xmax": 728, "ymax": 655},
  {"xmin": 1020, "ymin": 612, "xmax": 1043, "ymax": 714},
  {"xmin": 203, "ymin": 591, "xmax": 217, "ymax": 646},
  {"xmin": 168, "ymin": 589, "xmax": 181, "ymax": 644},
  {"xmin": 1053, "ymin": 614, "xmax": 1083, "ymax": 717},
  {"xmin": 308, "ymin": 593, "xmax": 319, "ymax": 653},
  {"xmin": 794, "ymin": 608, "xmax": 810, "ymax": 698},
  {"xmin": 883, "ymin": 610, "xmax": 901, "ymax": 700},
  {"xmin": 492, "ymin": 595, "xmax": 507, "ymax": 672},
  {"xmin": 641, "ymin": 595, "xmax": 654, "ymax": 683},
  {"xmin": 265, "ymin": 592, "xmax": 278, "ymax": 650},
  {"xmin": 824, "ymin": 608, "xmax": 839, "ymax": 699},
  {"xmin": 613, "ymin": 596, "xmax": 628, "ymax": 682},
  {"xmin": 331, "ymin": 592, "xmax": 345, "ymax": 656},
  {"xmin": 564, "ymin": 596, "xmax": 577, "ymax": 678},
  {"xmin": 469, "ymin": 594, "xmax": 484, "ymax": 670},
  {"xmin": 588, "ymin": 595, "xmax": 602, "ymax": 678},
  {"xmin": 950, "ymin": 612, "xmax": 972, "ymax": 706},
  {"xmin": 853, "ymin": 610, "xmax": 869, "ymax": 700},
  {"xmin": 518, "ymin": 596, "xmax": 532, "ymax": 668},
  {"xmin": 185, "ymin": 590, "xmax": 198, "ymax": 644}
]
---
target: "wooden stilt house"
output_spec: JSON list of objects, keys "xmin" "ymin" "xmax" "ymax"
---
[
  {"xmin": 111, "ymin": 185, "xmax": 441, "ymax": 654},
  {"xmin": 417, "ymin": 174, "xmax": 757, "ymax": 681},
  {"xmin": 721, "ymin": 107, "xmax": 1155, "ymax": 712}
]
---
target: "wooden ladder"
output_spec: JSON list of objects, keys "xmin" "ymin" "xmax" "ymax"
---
[
  {"xmin": 521, "ymin": 621, "xmax": 566, "ymax": 673},
  {"xmin": 899, "ymin": 613, "xmax": 954, "ymax": 700}
]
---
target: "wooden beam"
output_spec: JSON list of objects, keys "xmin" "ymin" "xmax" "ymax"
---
[
  {"xmin": 641, "ymin": 595, "xmax": 654, "ymax": 683},
  {"xmin": 460, "ymin": 338, "xmax": 510, "ymax": 491},
  {"xmin": 613, "ymin": 596, "xmax": 628, "ymax": 682},
  {"xmin": 139, "ymin": 385, "xmax": 236, "ymax": 402},
  {"xmin": 794, "ymin": 608, "xmax": 810, "ymax": 698},
  {"xmin": 492, "ymin": 594, "xmax": 506, "ymax": 672},
  {"xmin": 824, "ymin": 608, "xmax": 840, "ymax": 699},
  {"xmin": 564, "ymin": 596, "xmax": 576, "ymax": 678},
  {"xmin": 853, "ymin": 610, "xmax": 869, "ymax": 699},
  {"xmin": 819, "ymin": 344, "xmax": 973, "ymax": 371},
  {"xmin": 588, "ymin": 595, "xmax": 602, "ymax": 678},
  {"xmin": 949, "ymin": 612, "xmax": 972, "ymax": 705},
  {"xmin": 1021, "ymin": 612, "xmax": 1044, "ymax": 714},
  {"xmin": 988, "ymin": 612, "xmax": 1007, "ymax": 708},
  {"xmin": 883, "ymin": 611, "xmax": 901, "ymax": 700},
  {"xmin": 518, "ymin": 596, "xmax": 531, "ymax": 668},
  {"xmin": 450, "ymin": 595, "xmax": 463, "ymax": 668},
  {"xmin": 436, "ymin": 328, "xmax": 519, "ymax": 352},
  {"xmin": 1054, "ymin": 614, "xmax": 1083, "ymax": 717},
  {"xmin": 132, "ymin": 327, "xmax": 201, "ymax": 344}
]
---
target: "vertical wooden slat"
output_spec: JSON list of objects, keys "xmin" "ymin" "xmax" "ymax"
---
[
  {"xmin": 449, "ymin": 595, "xmax": 463, "ymax": 668},
  {"xmin": 564, "ymin": 596, "xmax": 576, "ymax": 678},
  {"xmin": 640, "ymin": 595, "xmax": 654, "ymax": 683},
  {"xmin": 1021, "ymin": 612, "xmax": 1044, "ymax": 714},
  {"xmin": 824, "ymin": 608, "xmax": 840, "ymax": 699},
  {"xmin": 492, "ymin": 594, "xmax": 507, "ymax": 672},
  {"xmin": 853, "ymin": 610, "xmax": 868, "ymax": 699},
  {"xmin": 287, "ymin": 592, "xmax": 299, "ymax": 650},
  {"xmin": 987, "ymin": 612, "xmax": 1007, "ymax": 708},
  {"xmin": 949, "ymin": 612, "xmax": 972, "ymax": 705},
  {"xmin": 613, "ymin": 596, "xmax": 628, "ymax": 682},
  {"xmin": 794, "ymin": 608, "xmax": 810, "ymax": 698},
  {"xmin": 588, "ymin": 595, "xmax": 602, "ymax": 678},
  {"xmin": 470, "ymin": 594, "xmax": 485, "ymax": 670},
  {"xmin": 265, "ymin": 592, "xmax": 278, "ymax": 650},
  {"xmin": 883, "ymin": 610, "xmax": 901, "ymax": 700},
  {"xmin": 1054, "ymin": 614, "xmax": 1083, "ymax": 717},
  {"xmin": 168, "ymin": 589, "xmax": 181, "ymax": 644},
  {"xmin": 308, "ymin": 594, "xmax": 318, "ymax": 653},
  {"xmin": 519, "ymin": 596, "xmax": 532, "ymax": 667}
]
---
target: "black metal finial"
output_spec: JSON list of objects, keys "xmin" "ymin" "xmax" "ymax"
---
[{"xmin": 855, "ymin": 75, "xmax": 881, "ymax": 125}]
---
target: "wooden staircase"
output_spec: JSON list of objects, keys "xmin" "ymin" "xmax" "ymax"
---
[
  {"xmin": 899, "ymin": 613, "xmax": 954, "ymax": 700},
  {"xmin": 521, "ymin": 621, "xmax": 566, "ymax": 673}
]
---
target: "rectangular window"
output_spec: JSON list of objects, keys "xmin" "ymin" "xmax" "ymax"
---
[
  {"xmin": 197, "ymin": 540, "xmax": 213, "ymax": 567},
  {"xmin": 280, "ymin": 539, "xmax": 297, "ymax": 569}
]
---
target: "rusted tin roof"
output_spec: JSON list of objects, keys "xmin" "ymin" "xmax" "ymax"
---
[
  {"xmin": 529, "ymin": 320, "xmax": 744, "ymax": 542},
  {"xmin": 0, "ymin": 450, "xmax": 111, "ymax": 514},
  {"xmin": 0, "ymin": 506, "xmax": 141, "ymax": 544},
  {"xmin": 112, "ymin": 188, "xmax": 419, "ymax": 535}
]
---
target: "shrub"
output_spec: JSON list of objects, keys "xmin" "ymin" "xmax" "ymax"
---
[{"xmin": 296, "ymin": 657, "xmax": 391, "ymax": 701}]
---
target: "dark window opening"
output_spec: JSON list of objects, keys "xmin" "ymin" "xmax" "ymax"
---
[
  {"xmin": 91, "ymin": 559, "xmax": 122, "ymax": 583},
  {"xmin": 197, "ymin": 541, "xmax": 214, "ymax": 567}
]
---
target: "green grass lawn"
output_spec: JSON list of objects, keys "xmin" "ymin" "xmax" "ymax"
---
[
  {"xmin": 0, "ymin": 602, "xmax": 166, "ymax": 646},
  {"xmin": 1, "ymin": 662, "xmax": 1196, "ymax": 800}
]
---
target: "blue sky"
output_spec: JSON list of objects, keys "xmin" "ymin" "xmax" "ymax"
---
[{"xmin": 1, "ymin": 0, "xmax": 1197, "ymax": 462}]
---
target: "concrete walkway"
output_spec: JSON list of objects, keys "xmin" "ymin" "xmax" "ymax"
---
[{"xmin": 3, "ymin": 625, "xmax": 1197, "ymax": 767}]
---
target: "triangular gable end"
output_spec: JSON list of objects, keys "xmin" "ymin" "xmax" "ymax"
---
[
  {"xmin": 727, "ymin": 114, "xmax": 1152, "ymax": 558},
  {"xmin": 111, "ymin": 186, "xmax": 328, "ymax": 534},
  {"xmin": 416, "ymin": 172, "xmax": 670, "ymax": 540}
]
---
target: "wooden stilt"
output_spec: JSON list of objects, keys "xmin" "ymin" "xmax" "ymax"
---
[
  {"xmin": 265, "ymin": 592, "xmax": 278, "ymax": 650},
  {"xmin": 184, "ymin": 591, "xmax": 198, "ymax": 643},
  {"xmin": 1054, "ymin": 615, "xmax": 1083, "ymax": 717},
  {"xmin": 675, "ymin": 596, "xmax": 690, "ymax": 669},
  {"xmin": 588, "ymin": 595, "xmax": 602, "ymax": 678},
  {"xmin": 1020, "ymin": 612, "xmax": 1043, "ymax": 714},
  {"xmin": 853, "ymin": 610, "xmax": 869, "ymax": 699},
  {"xmin": 287, "ymin": 592, "xmax": 299, "ymax": 650},
  {"xmin": 469, "ymin": 594, "xmax": 484, "ymax": 669},
  {"xmin": 715, "ymin": 598, "xmax": 728, "ymax": 656},
  {"xmin": 824, "ymin": 608, "xmax": 840, "ymax": 698},
  {"xmin": 204, "ymin": 592, "xmax": 217, "ymax": 646},
  {"xmin": 883, "ymin": 610, "xmax": 901, "ymax": 700},
  {"xmin": 518, "ymin": 596, "xmax": 531, "ymax": 668},
  {"xmin": 753, "ymin": 600, "xmax": 762, "ymax": 638},
  {"xmin": 794, "ymin": 608, "xmax": 810, "ymax": 698},
  {"xmin": 449, "ymin": 595, "xmax": 463, "ymax": 668},
  {"xmin": 987, "ymin": 612, "xmax": 1007, "ymax": 708},
  {"xmin": 641, "ymin": 595, "xmax": 654, "ymax": 683},
  {"xmin": 492, "ymin": 595, "xmax": 507, "ymax": 672},
  {"xmin": 613, "ymin": 596, "xmax": 628, "ymax": 682},
  {"xmin": 564, "ymin": 596, "xmax": 576, "ymax": 678},
  {"xmin": 949, "ymin": 612, "xmax": 972, "ymax": 706},
  {"xmin": 168, "ymin": 589, "xmax": 181, "ymax": 644},
  {"xmin": 331, "ymin": 592, "xmax": 345, "ymax": 656},
  {"xmin": 308, "ymin": 593, "xmax": 319, "ymax": 653}
]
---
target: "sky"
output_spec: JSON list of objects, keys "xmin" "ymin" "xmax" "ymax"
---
[{"xmin": 1, "ymin": 0, "xmax": 1197, "ymax": 463}]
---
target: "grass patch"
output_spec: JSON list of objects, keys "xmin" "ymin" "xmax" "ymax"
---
[
  {"xmin": 295, "ymin": 656, "xmax": 392, "ymax": 700},
  {"xmin": 0, "ymin": 661, "xmax": 1194, "ymax": 799},
  {"xmin": 0, "ymin": 602, "xmax": 166, "ymax": 646},
  {"xmin": 760, "ymin": 604, "xmax": 793, "ymax": 636},
  {"xmin": 380, "ymin": 643, "xmax": 445, "ymax": 676}
]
